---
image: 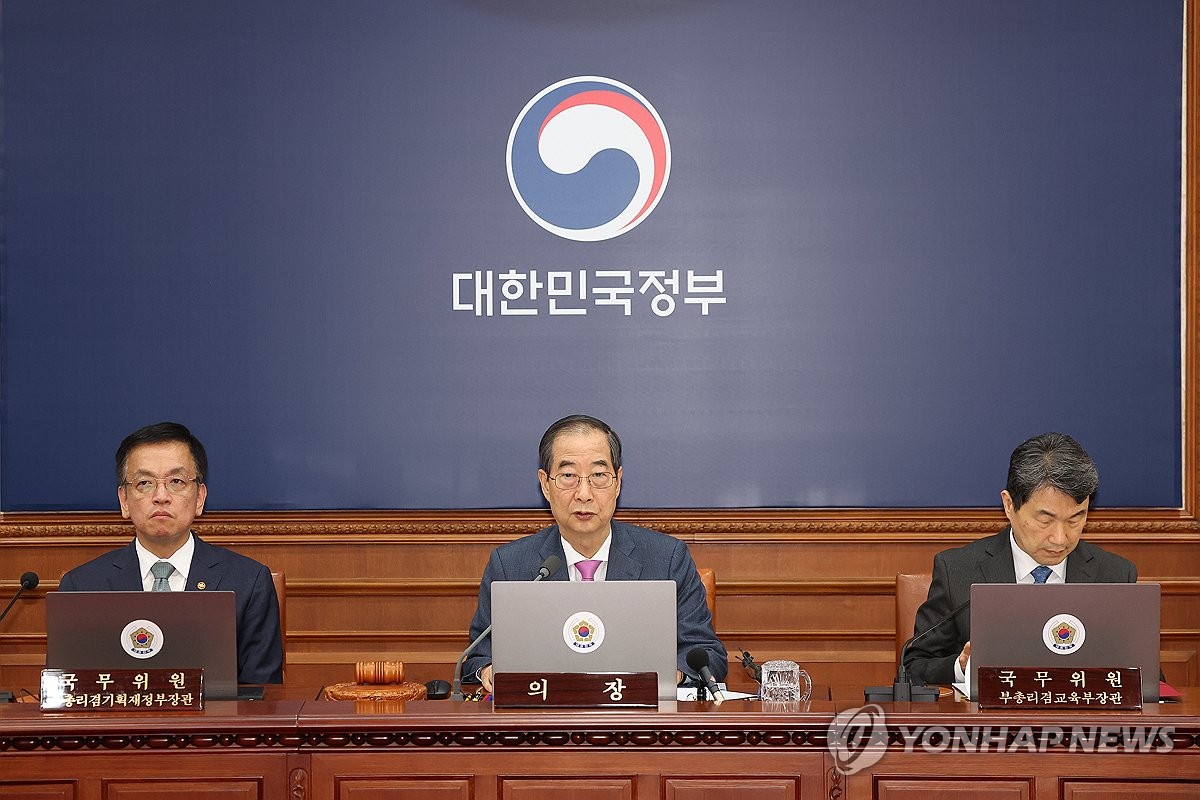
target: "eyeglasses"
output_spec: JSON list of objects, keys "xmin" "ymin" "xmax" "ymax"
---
[
  {"xmin": 123, "ymin": 476, "xmax": 200, "ymax": 497},
  {"xmin": 549, "ymin": 471, "xmax": 617, "ymax": 490}
]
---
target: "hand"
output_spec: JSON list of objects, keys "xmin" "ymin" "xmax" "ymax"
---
[
  {"xmin": 676, "ymin": 669, "xmax": 684, "ymax": 685},
  {"xmin": 957, "ymin": 642, "xmax": 972, "ymax": 671},
  {"xmin": 480, "ymin": 664, "xmax": 494, "ymax": 693}
]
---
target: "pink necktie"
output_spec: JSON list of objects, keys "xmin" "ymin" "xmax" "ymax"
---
[{"xmin": 576, "ymin": 559, "xmax": 602, "ymax": 581}]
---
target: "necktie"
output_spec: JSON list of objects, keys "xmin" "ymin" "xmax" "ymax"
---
[
  {"xmin": 1030, "ymin": 565, "xmax": 1052, "ymax": 584},
  {"xmin": 150, "ymin": 560, "xmax": 175, "ymax": 592},
  {"xmin": 576, "ymin": 559, "xmax": 602, "ymax": 581}
]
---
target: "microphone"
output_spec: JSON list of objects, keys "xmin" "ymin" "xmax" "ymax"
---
[
  {"xmin": 0, "ymin": 572, "xmax": 39, "ymax": 628},
  {"xmin": 686, "ymin": 647, "xmax": 726, "ymax": 704},
  {"xmin": 737, "ymin": 646, "xmax": 763, "ymax": 684},
  {"xmin": 449, "ymin": 555, "xmax": 563, "ymax": 701},
  {"xmin": 865, "ymin": 596, "xmax": 970, "ymax": 703},
  {"xmin": 533, "ymin": 556, "xmax": 562, "ymax": 582},
  {"xmin": 0, "ymin": 572, "xmax": 38, "ymax": 703}
]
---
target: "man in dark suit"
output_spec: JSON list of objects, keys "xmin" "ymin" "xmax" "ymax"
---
[
  {"xmin": 904, "ymin": 432, "xmax": 1137, "ymax": 686},
  {"xmin": 465, "ymin": 415, "xmax": 726, "ymax": 691},
  {"xmin": 59, "ymin": 422, "xmax": 283, "ymax": 685}
]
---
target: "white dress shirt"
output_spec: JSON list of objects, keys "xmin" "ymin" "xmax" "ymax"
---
[
  {"xmin": 134, "ymin": 532, "xmax": 194, "ymax": 592},
  {"xmin": 955, "ymin": 531, "xmax": 1069, "ymax": 682},
  {"xmin": 561, "ymin": 533, "xmax": 613, "ymax": 581}
]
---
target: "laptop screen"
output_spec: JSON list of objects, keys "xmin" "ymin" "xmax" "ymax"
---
[
  {"xmin": 491, "ymin": 580, "xmax": 678, "ymax": 699},
  {"xmin": 969, "ymin": 583, "xmax": 1160, "ymax": 702},
  {"xmin": 45, "ymin": 590, "xmax": 239, "ymax": 700}
]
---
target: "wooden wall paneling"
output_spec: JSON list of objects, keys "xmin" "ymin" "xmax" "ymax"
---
[
  {"xmin": 0, "ymin": 753, "xmax": 291, "ymax": 800},
  {"xmin": 2, "ymin": 510, "xmax": 1197, "ymax": 694},
  {"xmin": 873, "ymin": 779, "xmax": 1033, "ymax": 800}
]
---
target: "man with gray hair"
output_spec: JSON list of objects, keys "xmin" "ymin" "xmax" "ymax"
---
[
  {"xmin": 463, "ymin": 414, "xmax": 726, "ymax": 691},
  {"xmin": 903, "ymin": 432, "xmax": 1137, "ymax": 686}
]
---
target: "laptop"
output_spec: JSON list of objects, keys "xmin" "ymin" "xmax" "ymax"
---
[
  {"xmin": 969, "ymin": 583, "xmax": 1161, "ymax": 702},
  {"xmin": 45, "ymin": 591, "xmax": 240, "ymax": 700},
  {"xmin": 491, "ymin": 580, "xmax": 678, "ymax": 699}
]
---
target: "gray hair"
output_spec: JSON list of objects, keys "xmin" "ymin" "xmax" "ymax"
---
[
  {"xmin": 538, "ymin": 415, "xmax": 622, "ymax": 474},
  {"xmin": 1005, "ymin": 432, "xmax": 1098, "ymax": 509}
]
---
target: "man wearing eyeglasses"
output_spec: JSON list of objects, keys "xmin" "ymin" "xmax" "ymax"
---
[
  {"xmin": 464, "ymin": 414, "xmax": 727, "ymax": 692},
  {"xmin": 59, "ymin": 422, "xmax": 283, "ymax": 685}
]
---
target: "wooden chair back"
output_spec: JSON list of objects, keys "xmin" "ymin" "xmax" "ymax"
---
[
  {"xmin": 697, "ymin": 567, "xmax": 716, "ymax": 628},
  {"xmin": 270, "ymin": 571, "xmax": 286, "ymax": 679},
  {"xmin": 895, "ymin": 572, "xmax": 932, "ymax": 663}
]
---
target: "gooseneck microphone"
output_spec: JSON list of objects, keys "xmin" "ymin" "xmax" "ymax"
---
[
  {"xmin": 0, "ymin": 572, "xmax": 39, "ymax": 628},
  {"xmin": 686, "ymin": 647, "xmax": 726, "ymax": 705},
  {"xmin": 0, "ymin": 572, "xmax": 37, "ymax": 703},
  {"xmin": 737, "ymin": 647, "xmax": 763, "ymax": 684},
  {"xmin": 865, "ymin": 596, "xmax": 971, "ymax": 703},
  {"xmin": 449, "ymin": 555, "xmax": 563, "ymax": 701},
  {"xmin": 532, "ymin": 556, "xmax": 563, "ymax": 583}
]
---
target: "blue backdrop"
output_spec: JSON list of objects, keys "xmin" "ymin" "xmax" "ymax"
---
[{"xmin": 0, "ymin": 1, "xmax": 1183, "ymax": 510}]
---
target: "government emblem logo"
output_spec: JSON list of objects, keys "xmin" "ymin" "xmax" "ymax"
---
[
  {"xmin": 121, "ymin": 618, "xmax": 165, "ymax": 659},
  {"xmin": 1042, "ymin": 613, "xmax": 1086, "ymax": 654},
  {"xmin": 562, "ymin": 611, "xmax": 605, "ymax": 652},
  {"xmin": 507, "ymin": 76, "xmax": 671, "ymax": 241}
]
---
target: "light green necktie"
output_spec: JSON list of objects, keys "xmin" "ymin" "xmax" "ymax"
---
[{"xmin": 150, "ymin": 561, "xmax": 175, "ymax": 592}]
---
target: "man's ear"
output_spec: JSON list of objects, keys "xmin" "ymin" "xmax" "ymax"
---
[
  {"xmin": 1000, "ymin": 489, "xmax": 1015, "ymax": 521},
  {"xmin": 117, "ymin": 485, "xmax": 131, "ymax": 519}
]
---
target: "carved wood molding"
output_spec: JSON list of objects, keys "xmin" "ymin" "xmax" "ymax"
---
[
  {"xmin": 1, "ymin": 508, "xmax": 1198, "ymax": 540},
  {"xmin": 0, "ymin": 731, "xmax": 304, "ymax": 753},
  {"xmin": 2, "ymin": 719, "xmax": 1192, "ymax": 754},
  {"xmin": 289, "ymin": 767, "xmax": 307, "ymax": 800},
  {"xmin": 307, "ymin": 727, "xmax": 835, "ymax": 749},
  {"xmin": 7, "ymin": 721, "xmax": 1181, "ymax": 753}
]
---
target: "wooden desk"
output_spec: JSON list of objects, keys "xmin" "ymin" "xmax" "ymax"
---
[
  {"xmin": 2, "ymin": 692, "xmax": 1199, "ymax": 799},
  {"xmin": 0, "ymin": 699, "xmax": 306, "ymax": 799}
]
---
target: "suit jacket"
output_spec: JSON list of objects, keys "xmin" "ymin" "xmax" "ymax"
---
[
  {"xmin": 903, "ymin": 527, "xmax": 1138, "ymax": 685},
  {"xmin": 464, "ymin": 521, "xmax": 727, "ymax": 682},
  {"xmin": 59, "ymin": 534, "xmax": 284, "ymax": 685}
]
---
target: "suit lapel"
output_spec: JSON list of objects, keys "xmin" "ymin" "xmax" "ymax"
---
[
  {"xmin": 186, "ymin": 534, "xmax": 226, "ymax": 590},
  {"xmin": 539, "ymin": 527, "xmax": 569, "ymax": 581},
  {"xmin": 978, "ymin": 528, "xmax": 1018, "ymax": 583},
  {"xmin": 605, "ymin": 523, "xmax": 642, "ymax": 581},
  {"xmin": 1064, "ymin": 541, "xmax": 1098, "ymax": 583},
  {"xmin": 107, "ymin": 542, "xmax": 144, "ymax": 591}
]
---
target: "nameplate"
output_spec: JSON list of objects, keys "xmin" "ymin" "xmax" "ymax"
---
[
  {"xmin": 40, "ymin": 668, "xmax": 204, "ymax": 711},
  {"xmin": 493, "ymin": 672, "xmax": 658, "ymax": 708},
  {"xmin": 977, "ymin": 666, "xmax": 1141, "ymax": 709}
]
